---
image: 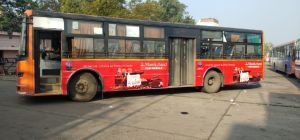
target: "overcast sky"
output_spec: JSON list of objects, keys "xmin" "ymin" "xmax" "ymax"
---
[{"xmin": 180, "ymin": 0, "xmax": 300, "ymax": 45}]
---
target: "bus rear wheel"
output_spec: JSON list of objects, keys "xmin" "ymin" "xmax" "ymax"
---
[
  {"xmin": 202, "ymin": 71, "xmax": 221, "ymax": 93},
  {"xmin": 68, "ymin": 73, "xmax": 97, "ymax": 102}
]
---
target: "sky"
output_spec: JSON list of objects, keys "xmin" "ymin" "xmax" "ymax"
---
[{"xmin": 179, "ymin": 0, "xmax": 300, "ymax": 45}]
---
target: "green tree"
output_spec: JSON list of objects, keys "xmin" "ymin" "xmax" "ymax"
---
[
  {"xmin": 60, "ymin": 0, "xmax": 129, "ymax": 18},
  {"xmin": 159, "ymin": 0, "xmax": 194, "ymax": 24},
  {"xmin": 130, "ymin": 0, "xmax": 164, "ymax": 21},
  {"xmin": 0, "ymin": 0, "xmax": 39, "ymax": 32},
  {"xmin": 37, "ymin": 0, "xmax": 60, "ymax": 11}
]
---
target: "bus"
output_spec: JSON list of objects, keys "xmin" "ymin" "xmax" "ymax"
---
[
  {"xmin": 271, "ymin": 39, "xmax": 300, "ymax": 78},
  {"xmin": 17, "ymin": 10, "xmax": 264, "ymax": 101}
]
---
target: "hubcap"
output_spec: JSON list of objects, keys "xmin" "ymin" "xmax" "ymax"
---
[
  {"xmin": 208, "ymin": 77, "xmax": 214, "ymax": 86},
  {"xmin": 75, "ymin": 79, "xmax": 88, "ymax": 94}
]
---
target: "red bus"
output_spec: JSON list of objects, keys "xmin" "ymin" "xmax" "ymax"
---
[
  {"xmin": 270, "ymin": 39, "xmax": 300, "ymax": 78},
  {"xmin": 17, "ymin": 10, "xmax": 264, "ymax": 101}
]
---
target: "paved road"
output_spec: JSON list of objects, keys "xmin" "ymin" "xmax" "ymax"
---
[{"xmin": 0, "ymin": 66, "xmax": 300, "ymax": 140}]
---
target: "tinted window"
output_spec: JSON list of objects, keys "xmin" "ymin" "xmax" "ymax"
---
[
  {"xmin": 247, "ymin": 45, "xmax": 262, "ymax": 59},
  {"xmin": 234, "ymin": 45, "xmax": 246, "ymax": 59},
  {"xmin": 143, "ymin": 41, "xmax": 166, "ymax": 58},
  {"xmin": 108, "ymin": 39, "xmax": 126, "ymax": 58},
  {"xmin": 247, "ymin": 34, "xmax": 261, "ymax": 43}
]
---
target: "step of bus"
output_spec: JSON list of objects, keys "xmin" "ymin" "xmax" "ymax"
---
[
  {"xmin": 40, "ymin": 76, "xmax": 60, "ymax": 84},
  {"xmin": 40, "ymin": 83, "xmax": 61, "ymax": 92}
]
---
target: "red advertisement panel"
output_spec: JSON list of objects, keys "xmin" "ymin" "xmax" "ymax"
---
[
  {"xmin": 61, "ymin": 59, "xmax": 169, "ymax": 95},
  {"xmin": 195, "ymin": 60, "xmax": 264, "ymax": 86}
]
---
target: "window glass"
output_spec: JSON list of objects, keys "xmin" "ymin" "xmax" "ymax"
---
[
  {"xmin": 247, "ymin": 45, "xmax": 261, "ymax": 58},
  {"xmin": 94, "ymin": 39, "xmax": 105, "ymax": 58},
  {"xmin": 225, "ymin": 32, "xmax": 245, "ymax": 42},
  {"xmin": 199, "ymin": 43, "xmax": 210, "ymax": 58},
  {"xmin": 234, "ymin": 45, "xmax": 245, "ymax": 59},
  {"xmin": 71, "ymin": 38, "xmax": 94, "ymax": 58},
  {"xmin": 20, "ymin": 17, "xmax": 28, "ymax": 58},
  {"xmin": 211, "ymin": 44, "xmax": 223, "ymax": 58},
  {"xmin": 126, "ymin": 25, "xmax": 140, "ymax": 37},
  {"xmin": 144, "ymin": 27, "xmax": 164, "ymax": 38},
  {"xmin": 109, "ymin": 24, "xmax": 140, "ymax": 37},
  {"xmin": 67, "ymin": 20, "xmax": 103, "ymax": 35},
  {"xmin": 108, "ymin": 39, "xmax": 125, "ymax": 57},
  {"xmin": 224, "ymin": 44, "xmax": 234, "ymax": 59},
  {"xmin": 126, "ymin": 40, "xmax": 141, "ymax": 57},
  {"xmin": 247, "ymin": 34, "xmax": 261, "ymax": 43},
  {"xmin": 143, "ymin": 41, "xmax": 165, "ymax": 58},
  {"xmin": 202, "ymin": 31, "xmax": 222, "ymax": 42}
]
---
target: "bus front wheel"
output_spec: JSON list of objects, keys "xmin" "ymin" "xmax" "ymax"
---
[
  {"xmin": 68, "ymin": 73, "xmax": 97, "ymax": 102},
  {"xmin": 202, "ymin": 71, "xmax": 221, "ymax": 93}
]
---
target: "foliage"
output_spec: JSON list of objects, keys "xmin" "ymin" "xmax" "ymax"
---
[
  {"xmin": 130, "ymin": 0, "xmax": 164, "ymax": 21},
  {"xmin": 0, "ymin": 0, "xmax": 195, "ymax": 32},
  {"xmin": 0, "ymin": 0, "xmax": 39, "ymax": 32}
]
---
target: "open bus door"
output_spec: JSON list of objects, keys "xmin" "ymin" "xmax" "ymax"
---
[{"xmin": 34, "ymin": 30, "xmax": 62, "ymax": 93}]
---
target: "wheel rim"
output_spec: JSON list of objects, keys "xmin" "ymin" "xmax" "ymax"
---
[
  {"xmin": 75, "ymin": 79, "xmax": 89, "ymax": 94},
  {"xmin": 208, "ymin": 77, "xmax": 214, "ymax": 86}
]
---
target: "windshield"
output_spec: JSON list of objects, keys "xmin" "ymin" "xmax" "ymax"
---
[{"xmin": 19, "ymin": 17, "xmax": 27, "ymax": 58}]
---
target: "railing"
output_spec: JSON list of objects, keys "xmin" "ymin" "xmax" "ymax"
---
[{"xmin": 0, "ymin": 58, "xmax": 17, "ymax": 75}]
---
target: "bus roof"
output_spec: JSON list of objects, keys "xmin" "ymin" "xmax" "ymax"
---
[
  {"xmin": 29, "ymin": 10, "xmax": 263, "ymax": 34},
  {"xmin": 273, "ymin": 40, "xmax": 297, "ymax": 48}
]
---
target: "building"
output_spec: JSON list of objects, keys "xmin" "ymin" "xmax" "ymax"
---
[
  {"xmin": 0, "ymin": 31, "xmax": 20, "ymax": 75},
  {"xmin": 196, "ymin": 18, "xmax": 220, "ymax": 26}
]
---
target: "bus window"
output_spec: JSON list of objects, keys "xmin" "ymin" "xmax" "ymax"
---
[
  {"xmin": 71, "ymin": 38, "xmax": 94, "ymax": 58},
  {"xmin": 109, "ymin": 24, "xmax": 140, "ymax": 37},
  {"xmin": 225, "ymin": 32, "xmax": 246, "ymax": 43},
  {"xmin": 201, "ymin": 31, "xmax": 222, "ymax": 42},
  {"xmin": 108, "ymin": 39, "xmax": 126, "ymax": 58},
  {"xmin": 19, "ymin": 17, "xmax": 28, "ymax": 58},
  {"xmin": 143, "ymin": 41, "xmax": 165, "ymax": 58},
  {"xmin": 224, "ymin": 44, "xmax": 234, "ymax": 59},
  {"xmin": 211, "ymin": 44, "xmax": 223, "ymax": 58},
  {"xmin": 200, "ymin": 43, "xmax": 210, "ymax": 59},
  {"xmin": 67, "ymin": 20, "xmax": 103, "ymax": 35},
  {"xmin": 126, "ymin": 40, "xmax": 141, "ymax": 57},
  {"xmin": 247, "ymin": 45, "xmax": 262, "ymax": 59},
  {"xmin": 234, "ymin": 45, "xmax": 246, "ymax": 59},
  {"xmin": 247, "ymin": 34, "xmax": 261, "ymax": 44},
  {"xmin": 144, "ymin": 27, "xmax": 164, "ymax": 39},
  {"xmin": 94, "ymin": 39, "xmax": 105, "ymax": 58}
]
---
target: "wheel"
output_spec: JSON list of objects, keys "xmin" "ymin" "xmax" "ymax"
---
[
  {"xmin": 202, "ymin": 71, "xmax": 221, "ymax": 93},
  {"xmin": 68, "ymin": 73, "xmax": 98, "ymax": 102}
]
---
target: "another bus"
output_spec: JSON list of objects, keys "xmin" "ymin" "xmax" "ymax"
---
[
  {"xmin": 17, "ymin": 10, "xmax": 264, "ymax": 101},
  {"xmin": 271, "ymin": 40, "xmax": 300, "ymax": 78}
]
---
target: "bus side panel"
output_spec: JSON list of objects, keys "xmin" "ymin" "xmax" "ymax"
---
[
  {"xmin": 195, "ymin": 60, "xmax": 264, "ymax": 86},
  {"xmin": 61, "ymin": 59, "xmax": 169, "ymax": 95}
]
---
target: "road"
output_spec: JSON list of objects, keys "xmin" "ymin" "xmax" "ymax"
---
[{"xmin": 0, "ymin": 66, "xmax": 300, "ymax": 140}]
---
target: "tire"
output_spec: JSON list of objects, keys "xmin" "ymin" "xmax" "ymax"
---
[
  {"xmin": 202, "ymin": 71, "xmax": 222, "ymax": 93},
  {"xmin": 68, "ymin": 73, "xmax": 98, "ymax": 102}
]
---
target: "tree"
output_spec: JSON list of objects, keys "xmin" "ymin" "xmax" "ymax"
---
[
  {"xmin": 159, "ymin": 0, "xmax": 194, "ymax": 24},
  {"xmin": 0, "ymin": 0, "xmax": 39, "ymax": 32},
  {"xmin": 60, "ymin": 0, "xmax": 130, "ymax": 18},
  {"xmin": 37, "ymin": 0, "xmax": 60, "ymax": 11},
  {"xmin": 130, "ymin": 0, "xmax": 164, "ymax": 21}
]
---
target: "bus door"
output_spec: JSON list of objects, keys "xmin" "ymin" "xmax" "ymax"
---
[
  {"xmin": 34, "ymin": 31, "xmax": 61, "ymax": 93},
  {"xmin": 170, "ymin": 38, "xmax": 195, "ymax": 86}
]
